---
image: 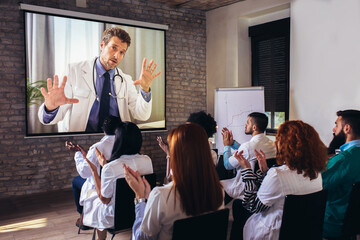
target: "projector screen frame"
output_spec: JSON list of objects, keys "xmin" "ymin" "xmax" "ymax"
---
[{"xmin": 21, "ymin": 3, "xmax": 168, "ymax": 138}]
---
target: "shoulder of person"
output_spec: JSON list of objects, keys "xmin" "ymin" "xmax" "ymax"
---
[
  {"xmin": 268, "ymin": 165, "xmax": 288, "ymax": 176},
  {"xmin": 69, "ymin": 58, "xmax": 94, "ymax": 70},
  {"xmin": 149, "ymin": 182, "xmax": 173, "ymax": 201},
  {"xmin": 327, "ymin": 149, "xmax": 354, "ymax": 167},
  {"xmin": 126, "ymin": 154, "xmax": 152, "ymax": 162}
]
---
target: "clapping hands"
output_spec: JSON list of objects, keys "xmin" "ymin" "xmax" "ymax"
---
[
  {"xmin": 123, "ymin": 164, "xmax": 151, "ymax": 199},
  {"xmin": 234, "ymin": 150, "xmax": 251, "ymax": 169},
  {"xmin": 221, "ymin": 127, "xmax": 234, "ymax": 146}
]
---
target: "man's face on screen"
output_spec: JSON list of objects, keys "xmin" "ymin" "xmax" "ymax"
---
[{"xmin": 100, "ymin": 36, "xmax": 128, "ymax": 71}]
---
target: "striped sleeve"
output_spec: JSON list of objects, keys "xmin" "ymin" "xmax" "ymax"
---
[{"xmin": 241, "ymin": 168, "xmax": 270, "ymax": 213}]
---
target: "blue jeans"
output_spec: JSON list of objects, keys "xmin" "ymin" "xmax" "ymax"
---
[{"xmin": 72, "ymin": 176, "xmax": 86, "ymax": 214}]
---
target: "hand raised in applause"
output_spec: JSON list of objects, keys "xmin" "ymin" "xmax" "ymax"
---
[
  {"xmin": 221, "ymin": 127, "xmax": 234, "ymax": 146},
  {"xmin": 123, "ymin": 164, "xmax": 151, "ymax": 199},
  {"xmin": 84, "ymin": 155, "xmax": 98, "ymax": 174},
  {"xmin": 133, "ymin": 58, "xmax": 161, "ymax": 93},
  {"xmin": 234, "ymin": 150, "xmax": 251, "ymax": 169},
  {"xmin": 40, "ymin": 75, "xmax": 79, "ymax": 111},
  {"xmin": 157, "ymin": 136, "xmax": 169, "ymax": 157},
  {"xmin": 65, "ymin": 141, "xmax": 87, "ymax": 157},
  {"xmin": 254, "ymin": 149, "xmax": 268, "ymax": 173},
  {"xmin": 95, "ymin": 147, "xmax": 107, "ymax": 167}
]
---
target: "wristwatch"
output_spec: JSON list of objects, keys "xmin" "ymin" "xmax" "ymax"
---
[{"xmin": 134, "ymin": 198, "xmax": 146, "ymax": 205}]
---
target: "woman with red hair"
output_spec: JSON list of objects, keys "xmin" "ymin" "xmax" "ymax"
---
[
  {"xmin": 124, "ymin": 123, "xmax": 224, "ymax": 239},
  {"xmin": 234, "ymin": 120, "xmax": 328, "ymax": 240}
]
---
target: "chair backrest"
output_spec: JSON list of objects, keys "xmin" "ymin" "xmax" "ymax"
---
[
  {"xmin": 253, "ymin": 157, "xmax": 277, "ymax": 172},
  {"xmin": 112, "ymin": 173, "xmax": 156, "ymax": 231},
  {"xmin": 279, "ymin": 189, "xmax": 328, "ymax": 240},
  {"xmin": 172, "ymin": 208, "xmax": 229, "ymax": 240},
  {"xmin": 342, "ymin": 181, "xmax": 360, "ymax": 237},
  {"xmin": 216, "ymin": 155, "xmax": 236, "ymax": 180}
]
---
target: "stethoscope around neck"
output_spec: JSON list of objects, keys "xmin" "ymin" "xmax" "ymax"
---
[{"xmin": 92, "ymin": 58, "xmax": 126, "ymax": 102}]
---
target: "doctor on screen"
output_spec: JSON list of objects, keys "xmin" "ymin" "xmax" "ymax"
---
[{"xmin": 38, "ymin": 27, "xmax": 161, "ymax": 133}]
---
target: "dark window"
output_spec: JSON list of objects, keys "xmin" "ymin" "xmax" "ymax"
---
[{"xmin": 249, "ymin": 18, "xmax": 290, "ymax": 133}]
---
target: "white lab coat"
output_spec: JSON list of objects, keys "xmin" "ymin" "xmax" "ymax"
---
[
  {"xmin": 243, "ymin": 165, "xmax": 323, "ymax": 240},
  {"xmin": 74, "ymin": 135, "xmax": 115, "ymax": 206},
  {"xmin": 38, "ymin": 58, "xmax": 152, "ymax": 132},
  {"xmin": 82, "ymin": 154, "xmax": 153, "ymax": 230},
  {"xmin": 221, "ymin": 133, "xmax": 276, "ymax": 199},
  {"xmin": 140, "ymin": 182, "xmax": 225, "ymax": 240}
]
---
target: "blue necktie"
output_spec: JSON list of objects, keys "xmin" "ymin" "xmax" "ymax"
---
[{"xmin": 98, "ymin": 72, "xmax": 110, "ymax": 131}]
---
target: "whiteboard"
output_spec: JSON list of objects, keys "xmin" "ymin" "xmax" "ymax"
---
[{"xmin": 214, "ymin": 87, "xmax": 264, "ymax": 154}]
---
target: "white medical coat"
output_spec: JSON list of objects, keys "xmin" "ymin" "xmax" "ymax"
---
[
  {"xmin": 75, "ymin": 135, "xmax": 115, "ymax": 206},
  {"xmin": 38, "ymin": 58, "xmax": 152, "ymax": 132},
  {"xmin": 82, "ymin": 154, "xmax": 153, "ymax": 230},
  {"xmin": 243, "ymin": 165, "xmax": 323, "ymax": 240}
]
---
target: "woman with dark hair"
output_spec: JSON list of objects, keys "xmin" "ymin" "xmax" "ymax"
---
[
  {"xmin": 124, "ymin": 123, "xmax": 224, "ymax": 239},
  {"xmin": 233, "ymin": 120, "xmax": 328, "ymax": 240},
  {"xmin": 82, "ymin": 122, "xmax": 153, "ymax": 240}
]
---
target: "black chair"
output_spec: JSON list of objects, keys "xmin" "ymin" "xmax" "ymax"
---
[
  {"xmin": 253, "ymin": 157, "xmax": 277, "ymax": 172},
  {"xmin": 92, "ymin": 173, "xmax": 156, "ymax": 240},
  {"xmin": 336, "ymin": 181, "xmax": 360, "ymax": 240},
  {"xmin": 279, "ymin": 189, "xmax": 328, "ymax": 240},
  {"xmin": 216, "ymin": 155, "xmax": 236, "ymax": 180},
  {"xmin": 172, "ymin": 208, "xmax": 230, "ymax": 240}
]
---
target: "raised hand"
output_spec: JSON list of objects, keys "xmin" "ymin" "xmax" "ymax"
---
[
  {"xmin": 85, "ymin": 156, "xmax": 98, "ymax": 173},
  {"xmin": 221, "ymin": 127, "xmax": 234, "ymax": 146},
  {"xmin": 65, "ymin": 141, "xmax": 79, "ymax": 152},
  {"xmin": 254, "ymin": 149, "xmax": 268, "ymax": 173},
  {"xmin": 76, "ymin": 144, "xmax": 87, "ymax": 158},
  {"xmin": 40, "ymin": 75, "xmax": 79, "ymax": 111},
  {"xmin": 123, "ymin": 164, "xmax": 146, "ymax": 199},
  {"xmin": 133, "ymin": 58, "xmax": 161, "ymax": 92},
  {"xmin": 95, "ymin": 147, "xmax": 107, "ymax": 167},
  {"xmin": 234, "ymin": 150, "xmax": 251, "ymax": 169},
  {"xmin": 157, "ymin": 136, "xmax": 169, "ymax": 156}
]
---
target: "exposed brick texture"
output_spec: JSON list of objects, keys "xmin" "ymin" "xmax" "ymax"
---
[{"xmin": 0, "ymin": 0, "xmax": 206, "ymax": 198}]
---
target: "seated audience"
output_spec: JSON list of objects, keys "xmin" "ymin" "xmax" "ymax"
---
[
  {"xmin": 221, "ymin": 112, "xmax": 276, "ymax": 200},
  {"xmin": 124, "ymin": 123, "xmax": 224, "ymax": 239},
  {"xmin": 233, "ymin": 120, "xmax": 327, "ymax": 240},
  {"xmin": 81, "ymin": 122, "xmax": 153, "ymax": 240},
  {"xmin": 65, "ymin": 115, "xmax": 120, "ymax": 229},
  {"xmin": 157, "ymin": 111, "xmax": 218, "ymax": 184},
  {"xmin": 322, "ymin": 110, "xmax": 360, "ymax": 239}
]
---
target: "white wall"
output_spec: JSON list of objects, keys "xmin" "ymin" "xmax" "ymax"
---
[
  {"xmin": 290, "ymin": 0, "xmax": 360, "ymax": 144},
  {"xmin": 207, "ymin": 0, "xmax": 360, "ymax": 145},
  {"xmin": 206, "ymin": 0, "xmax": 290, "ymax": 117}
]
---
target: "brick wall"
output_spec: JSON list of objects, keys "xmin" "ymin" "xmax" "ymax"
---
[{"xmin": 0, "ymin": 0, "xmax": 206, "ymax": 198}]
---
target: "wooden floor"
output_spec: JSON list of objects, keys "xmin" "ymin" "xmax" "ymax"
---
[{"xmin": 0, "ymin": 189, "xmax": 131, "ymax": 240}]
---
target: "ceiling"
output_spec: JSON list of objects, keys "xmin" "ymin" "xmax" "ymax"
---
[{"xmin": 148, "ymin": 0, "xmax": 245, "ymax": 11}]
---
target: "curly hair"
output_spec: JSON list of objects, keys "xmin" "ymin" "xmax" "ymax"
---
[
  {"xmin": 186, "ymin": 111, "xmax": 217, "ymax": 138},
  {"xmin": 275, "ymin": 120, "xmax": 328, "ymax": 180}
]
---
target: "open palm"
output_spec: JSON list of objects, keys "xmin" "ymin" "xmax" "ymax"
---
[
  {"xmin": 133, "ymin": 58, "xmax": 161, "ymax": 92},
  {"xmin": 40, "ymin": 75, "xmax": 79, "ymax": 111}
]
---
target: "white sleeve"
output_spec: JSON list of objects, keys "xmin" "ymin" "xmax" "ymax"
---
[
  {"xmin": 74, "ymin": 143, "xmax": 100, "ymax": 179},
  {"xmin": 100, "ymin": 164, "xmax": 116, "ymax": 199},
  {"xmin": 257, "ymin": 168, "xmax": 283, "ymax": 206},
  {"xmin": 140, "ymin": 187, "xmax": 163, "ymax": 237},
  {"xmin": 228, "ymin": 143, "xmax": 250, "ymax": 169},
  {"xmin": 124, "ymin": 74, "xmax": 152, "ymax": 121}
]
